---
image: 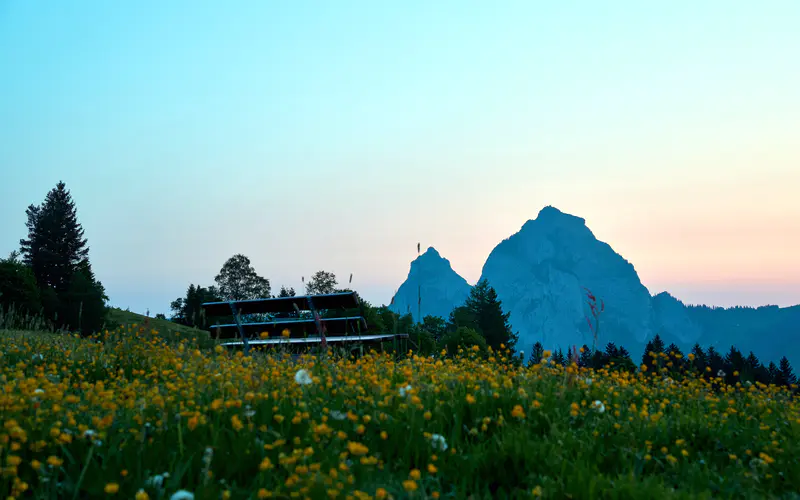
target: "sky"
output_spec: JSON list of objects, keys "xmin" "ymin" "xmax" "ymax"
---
[{"xmin": 1, "ymin": 0, "xmax": 798, "ymax": 316}]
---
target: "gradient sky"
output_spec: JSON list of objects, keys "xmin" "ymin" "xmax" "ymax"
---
[{"xmin": 1, "ymin": 0, "xmax": 798, "ymax": 316}]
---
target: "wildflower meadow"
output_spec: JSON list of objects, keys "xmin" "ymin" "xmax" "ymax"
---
[{"xmin": 2, "ymin": 325, "xmax": 800, "ymax": 499}]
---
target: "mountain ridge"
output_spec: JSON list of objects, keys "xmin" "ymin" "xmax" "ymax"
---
[{"xmin": 389, "ymin": 206, "xmax": 799, "ymax": 365}]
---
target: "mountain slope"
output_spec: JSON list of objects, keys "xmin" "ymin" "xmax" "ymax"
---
[
  {"xmin": 389, "ymin": 247, "xmax": 472, "ymax": 323},
  {"xmin": 479, "ymin": 206, "xmax": 655, "ymax": 354}
]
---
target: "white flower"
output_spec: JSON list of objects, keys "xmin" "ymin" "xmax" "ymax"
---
[
  {"xmin": 430, "ymin": 433, "xmax": 448, "ymax": 451},
  {"xmin": 294, "ymin": 369, "xmax": 313, "ymax": 385},
  {"xmin": 717, "ymin": 369, "xmax": 726, "ymax": 378},
  {"xmin": 83, "ymin": 429, "xmax": 97, "ymax": 439},
  {"xmin": 170, "ymin": 491, "xmax": 195, "ymax": 500},
  {"xmin": 330, "ymin": 411, "xmax": 347, "ymax": 421},
  {"xmin": 399, "ymin": 384, "xmax": 412, "ymax": 397},
  {"xmin": 34, "ymin": 388, "xmax": 45, "ymax": 395},
  {"xmin": 591, "ymin": 400, "xmax": 605, "ymax": 413},
  {"xmin": 244, "ymin": 406, "xmax": 256, "ymax": 418}
]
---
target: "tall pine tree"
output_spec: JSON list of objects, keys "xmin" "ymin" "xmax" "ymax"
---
[
  {"xmin": 459, "ymin": 279, "xmax": 518, "ymax": 352},
  {"xmin": 20, "ymin": 181, "xmax": 90, "ymax": 293},
  {"xmin": 775, "ymin": 357, "xmax": 797, "ymax": 387},
  {"xmin": 18, "ymin": 181, "xmax": 107, "ymax": 333}
]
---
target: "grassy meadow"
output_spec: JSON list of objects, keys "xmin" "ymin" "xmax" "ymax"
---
[{"xmin": 1, "ymin": 324, "xmax": 800, "ymax": 500}]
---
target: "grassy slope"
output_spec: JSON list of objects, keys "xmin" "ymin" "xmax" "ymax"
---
[{"xmin": 105, "ymin": 307, "xmax": 213, "ymax": 345}]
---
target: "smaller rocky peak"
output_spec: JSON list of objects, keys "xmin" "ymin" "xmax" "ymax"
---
[{"xmin": 410, "ymin": 246, "xmax": 452, "ymax": 273}]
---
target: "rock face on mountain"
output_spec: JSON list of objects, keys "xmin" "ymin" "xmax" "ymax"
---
[
  {"xmin": 651, "ymin": 292, "xmax": 703, "ymax": 347},
  {"xmin": 479, "ymin": 206, "xmax": 655, "ymax": 354},
  {"xmin": 389, "ymin": 247, "xmax": 472, "ymax": 323}
]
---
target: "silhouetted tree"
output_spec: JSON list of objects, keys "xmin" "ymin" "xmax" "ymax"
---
[
  {"xmin": 214, "ymin": 254, "xmax": 270, "ymax": 301},
  {"xmin": 529, "ymin": 341, "xmax": 545, "ymax": 366},
  {"xmin": 0, "ymin": 254, "xmax": 41, "ymax": 316},
  {"xmin": 603, "ymin": 342, "xmax": 635, "ymax": 371},
  {"xmin": 459, "ymin": 279, "xmax": 518, "ymax": 351},
  {"xmin": 17, "ymin": 181, "xmax": 107, "ymax": 332},
  {"xmin": 706, "ymin": 346, "xmax": 725, "ymax": 378},
  {"xmin": 170, "ymin": 284, "xmax": 220, "ymax": 328},
  {"xmin": 19, "ymin": 181, "xmax": 91, "ymax": 293},
  {"xmin": 775, "ymin": 357, "xmax": 797, "ymax": 387},
  {"xmin": 305, "ymin": 271, "xmax": 337, "ymax": 296},
  {"xmin": 578, "ymin": 344, "xmax": 593, "ymax": 368},
  {"xmin": 60, "ymin": 259, "xmax": 108, "ymax": 335},
  {"xmin": 690, "ymin": 343, "xmax": 707, "ymax": 374},
  {"xmin": 641, "ymin": 334, "xmax": 666, "ymax": 374},
  {"xmin": 767, "ymin": 361, "xmax": 779, "ymax": 384},
  {"xmin": 277, "ymin": 286, "xmax": 296, "ymax": 298},
  {"xmin": 723, "ymin": 346, "xmax": 746, "ymax": 384}
]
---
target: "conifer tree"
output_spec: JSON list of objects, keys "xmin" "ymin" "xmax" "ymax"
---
[
  {"xmin": 767, "ymin": 361, "xmax": 779, "ymax": 384},
  {"xmin": 529, "ymin": 341, "xmax": 545, "ymax": 366},
  {"xmin": 18, "ymin": 181, "xmax": 107, "ymax": 332},
  {"xmin": 578, "ymin": 344, "xmax": 593, "ymax": 368},
  {"xmin": 460, "ymin": 279, "xmax": 518, "ymax": 351},
  {"xmin": 20, "ymin": 181, "xmax": 90, "ymax": 293},
  {"xmin": 775, "ymin": 357, "xmax": 797, "ymax": 387},
  {"xmin": 690, "ymin": 343, "xmax": 707, "ymax": 374},
  {"xmin": 706, "ymin": 346, "xmax": 725, "ymax": 378},
  {"xmin": 552, "ymin": 348, "xmax": 566, "ymax": 366}
]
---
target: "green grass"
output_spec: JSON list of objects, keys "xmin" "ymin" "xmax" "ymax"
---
[{"xmin": 2, "ymin": 327, "xmax": 800, "ymax": 499}]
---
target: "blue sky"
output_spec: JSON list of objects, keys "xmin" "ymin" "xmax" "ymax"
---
[{"xmin": 1, "ymin": 0, "xmax": 798, "ymax": 315}]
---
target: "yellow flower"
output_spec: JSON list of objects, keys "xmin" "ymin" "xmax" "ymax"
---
[
  {"xmin": 409, "ymin": 469, "xmax": 421, "ymax": 480},
  {"xmin": 466, "ymin": 394, "xmax": 476, "ymax": 404},
  {"xmin": 532, "ymin": 486, "xmax": 543, "ymax": 497},
  {"xmin": 403, "ymin": 480, "xmax": 418, "ymax": 492},
  {"xmin": 427, "ymin": 463, "xmax": 438, "ymax": 474},
  {"xmin": 759, "ymin": 452, "xmax": 775, "ymax": 464},
  {"xmin": 104, "ymin": 483, "xmax": 120, "ymax": 494},
  {"xmin": 375, "ymin": 488, "xmax": 388, "ymax": 500},
  {"xmin": 135, "ymin": 490, "xmax": 150, "ymax": 500},
  {"xmin": 347, "ymin": 441, "xmax": 369, "ymax": 456}
]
